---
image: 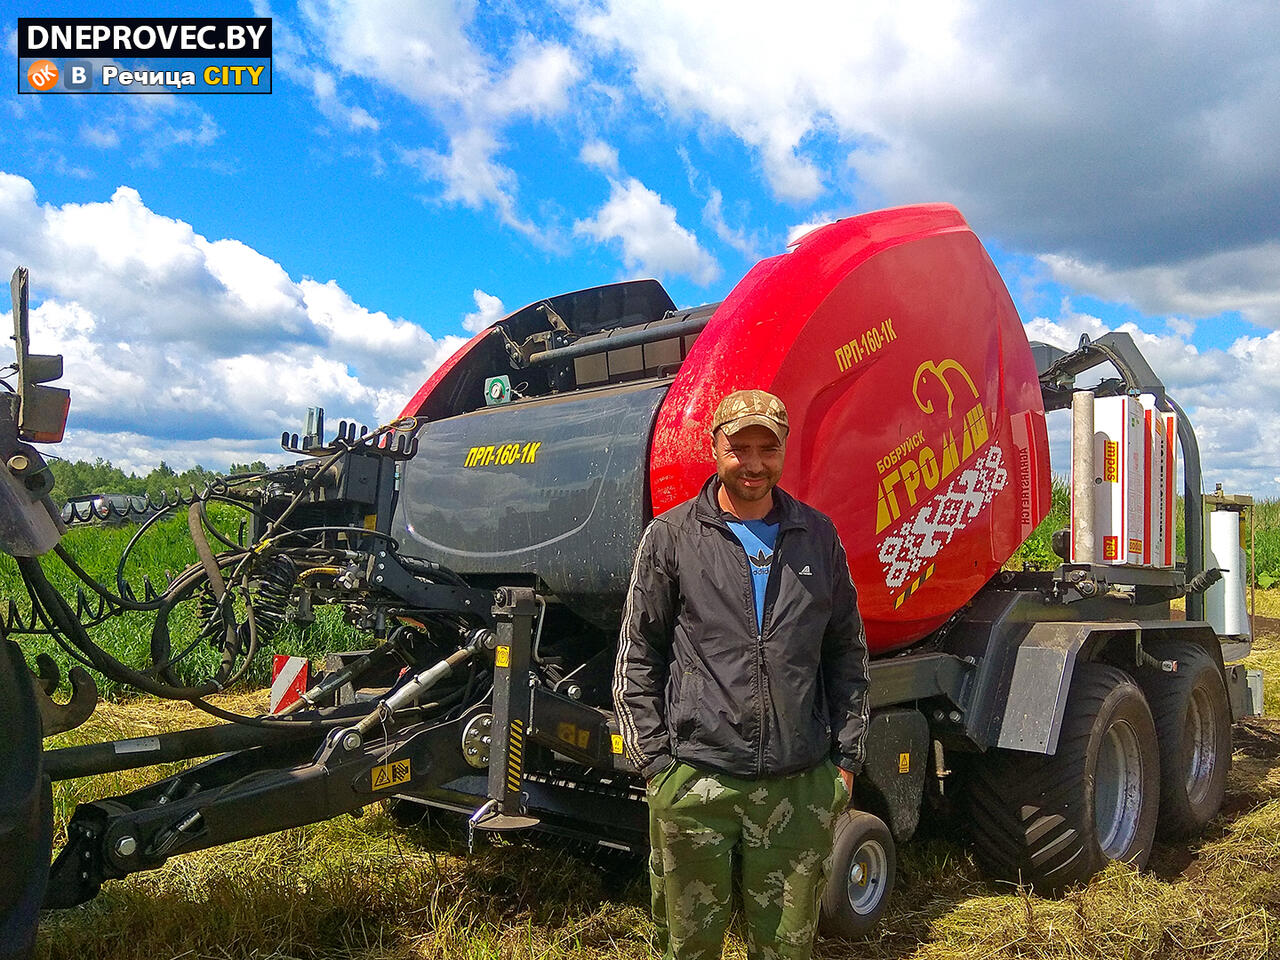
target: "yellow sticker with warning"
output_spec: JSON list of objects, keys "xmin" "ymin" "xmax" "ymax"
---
[
  {"xmin": 611, "ymin": 734, "xmax": 624, "ymax": 755},
  {"xmin": 372, "ymin": 759, "xmax": 411, "ymax": 791},
  {"xmin": 898, "ymin": 752, "xmax": 910, "ymax": 774},
  {"xmin": 495, "ymin": 645, "xmax": 510, "ymax": 668}
]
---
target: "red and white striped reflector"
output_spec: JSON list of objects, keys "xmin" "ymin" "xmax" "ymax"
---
[{"xmin": 270, "ymin": 655, "xmax": 309, "ymax": 714}]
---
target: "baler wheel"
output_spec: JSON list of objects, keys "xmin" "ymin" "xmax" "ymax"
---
[
  {"xmin": 0, "ymin": 639, "xmax": 52, "ymax": 960},
  {"xmin": 384, "ymin": 797, "xmax": 470, "ymax": 834},
  {"xmin": 1140, "ymin": 642, "xmax": 1231, "ymax": 839},
  {"xmin": 818, "ymin": 810, "xmax": 895, "ymax": 938},
  {"xmin": 966, "ymin": 663, "xmax": 1159, "ymax": 893}
]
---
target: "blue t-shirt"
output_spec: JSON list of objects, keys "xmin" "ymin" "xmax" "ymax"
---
[{"xmin": 726, "ymin": 518, "xmax": 780, "ymax": 632}]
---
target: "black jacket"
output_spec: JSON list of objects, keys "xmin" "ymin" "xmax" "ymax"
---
[{"xmin": 613, "ymin": 477, "xmax": 870, "ymax": 780}]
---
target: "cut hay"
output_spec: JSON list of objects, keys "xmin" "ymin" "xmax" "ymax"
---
[{"xmin": 33, "ymin": 611, "xmax": 1280, "ymax": 960}]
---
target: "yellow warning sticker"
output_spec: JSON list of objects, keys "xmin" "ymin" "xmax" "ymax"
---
[
  {"xmin": 495, "ymin": 645, "xmax": 510, "ymax": 668},
  {"xmin": 898, "ymin": 752, "xmax": 910, "ymax": 774},
  {"xmin": 372, "ymin": 759, "xmax": 411, "ymax": 791},
  {"xmin": 611, "ymin": 734, "xmax": 624, "ymax": 755}
]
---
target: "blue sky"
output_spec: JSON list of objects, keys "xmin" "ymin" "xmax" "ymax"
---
[{"xmin": 2, "ymin": 0, "xmax": 1278, "ymax": 495}]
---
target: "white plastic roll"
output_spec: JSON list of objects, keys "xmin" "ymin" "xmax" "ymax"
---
[{"xmin": 1204, "ymin": 509, "xmax": 1250, "ymax": 638}]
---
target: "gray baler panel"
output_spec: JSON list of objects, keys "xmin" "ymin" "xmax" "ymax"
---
[{"xmin": 394, "ymin": 380, "xmax": 671, "ymax": 626}]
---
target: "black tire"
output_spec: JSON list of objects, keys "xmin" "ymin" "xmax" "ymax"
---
[
  {"xmin": 384, "ymin": 797, "xmax": 470, "ymax": 833},
  {"xmin": 384, "ymin": 796, "xmax": 433, "ymax": 827},
  {"xmin": 967, "ymin": 662, "xmax": 1160, "ymax": 893},
  {"xmin": 1140, "ymin": 643, "xmax": 1231, "ymax": 839},
  {"xmin": 0, "ymin": 639, "xmax": 51, "ymax": 960},
  {"xmin": 819, "ymin": 811, "xmax": 896, "ymax": 939}
]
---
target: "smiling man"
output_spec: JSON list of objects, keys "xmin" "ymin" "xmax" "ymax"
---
[{"xmin": 614, "ymin": 388, "xmax": 870, "ymax": 960}]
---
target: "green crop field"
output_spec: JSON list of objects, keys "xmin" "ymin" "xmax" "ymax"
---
[
  {"xmin": 1253, "ymin": 499, "xmax": 1280, "ymax": 588},
  {"xmin": 0, "ymin": 506, "xmax": 363, "ymax": 699},
  {"xmin": 7, "ymin": 500, "xmax": 1280, "ymax": 959}
]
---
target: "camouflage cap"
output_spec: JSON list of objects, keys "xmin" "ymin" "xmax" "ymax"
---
[{"xmin": 711, "ymin": 389, "xmax": 789, "ymax": 441}]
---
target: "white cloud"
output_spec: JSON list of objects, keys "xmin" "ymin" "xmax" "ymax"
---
[
  {"xmin": 786, "ymin": 215, "xmax": 837, "ymax": 247},
  {"xmin": 573, "ymin": 0, "xmax": 1280, "ymax": 295},
  {"xmin": 401, "ymin": 128, "xmax": 540, "ymax": 239},
  {"xmin": 673, "ymin": 147, "xmax": 761, "ymax": 260},
  {"xmin": 76, "ymin": 95, "xmax": 223, "ymax": 165},
  {"xmin": 488, "ymin": 40, "xmax": 580, "ymax": 119},
  {"xmin": 574, "ymin": 0, "xmax": 964, "ymax": 204},
  {"xmin": 1, "ymin": 173, "xmax": 466, "ymax": 468},
  {"xmin": 579, "ymin": 139, "xmax": 620, "ymax": 175},
  {"xmin": 80, "ymin": 124, "xmax": 120, "ymax": 149},
  {"xmin": 462, "ymin": 289, "xmax": 506, "ymax": 333},
  {"xmin": 301, "ymin": 0, "xmax": 581, "ymax": 233},
  {"xmin": 1024, "ymin": 303, "xmax": 1280, "ymax": 497},
  {"xmin": 574, "ymin": 177, "xmax": 719, "ymax": 285},
  {"xmin": 1041, "ymin": 243, "xmax": 1280, "ymax": 330},
  {"xmin": 702, "ymin": 189, "xmax": 758, "ymax": 260},
  {"xmin": 257, "ymin": 1, "xmax": 381, "ymax": 132},
  {"xmin": 305, "ymin": 0, "xmax": 492, "ymax": 106},
  {"xmin": 305, "ymin": 68, "xmax": 381, "ymax": 131}
]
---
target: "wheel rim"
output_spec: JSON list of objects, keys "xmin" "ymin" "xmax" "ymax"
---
[
  {"xmin": 1184, "ymin": 686, "xmax": 1219, "ymax": 806},
  {"xmin": 1094, "ymin": 718, "xmax": 1144, "ymax": 857},
  {"xmin": 846, "ymin": 838, "xmax": 889, "ymax": 915}
]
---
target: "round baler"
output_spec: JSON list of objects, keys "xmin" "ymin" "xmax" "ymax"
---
[{"xmin": 396, "ymin": 203, "xmax": 1051, "ymax": 655}]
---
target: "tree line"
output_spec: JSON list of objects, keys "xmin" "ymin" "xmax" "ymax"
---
[{"xmin": 49, "ymin": 457, "xmax": 272, "ymax": 501}]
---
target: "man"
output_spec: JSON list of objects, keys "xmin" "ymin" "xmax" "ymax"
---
[{"xmin": 614, "ymin": 388, "xmax": 870, "ymax": 960}]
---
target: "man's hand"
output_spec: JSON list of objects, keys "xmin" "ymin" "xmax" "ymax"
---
[{"xmin": 840, "ymin": 767, "xmax": 855, "ymax": 795}]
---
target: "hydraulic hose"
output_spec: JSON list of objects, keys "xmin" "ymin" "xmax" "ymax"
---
[
  {"xmin": 18, "ymin": 556, "xmax": 427, "ymax": 732},
  {"xmin": 18, "ymin": 555, "xmax": 224, "ymax": 701},
  {"xmin": 353, "ymin": 636, "xmax": 485, "ymax": 737},
  {"xmin": 53, "ymin": 544, "xmax": 162, "ymax": 612}
]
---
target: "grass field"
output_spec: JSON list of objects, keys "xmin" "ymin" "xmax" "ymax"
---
[
  {"xmin": 29, "ymin": 596, "xmax": 1280, "ymax": 958},
  {"xmin": 33, "ymin": 621, "xmax": 1280, "ymax": 960}
]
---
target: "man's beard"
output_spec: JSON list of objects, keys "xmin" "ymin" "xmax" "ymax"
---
[{"xmin": 720, "ymin": 470, "xmax": 776, "ymax": 502}]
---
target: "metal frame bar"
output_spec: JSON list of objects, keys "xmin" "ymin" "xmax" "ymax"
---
[
  {"xmin": 527, "ymin": 315, "xmax": 710, "ymax": 367},
  {"xmin": 1031, "ymin": 331, "xmax": 1205, "ymax": 615},
  {"xmin": 486, "ymin": 587, "xmax": 537, "ymax": 814}
]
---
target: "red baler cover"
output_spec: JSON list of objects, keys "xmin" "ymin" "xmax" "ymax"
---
[{"xmin": 651, "ymin": 204, "xmax": 1050, "ymax": 655}]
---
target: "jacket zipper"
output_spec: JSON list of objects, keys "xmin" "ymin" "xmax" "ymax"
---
[
  {"xmin": 729, "ymin": 539, "xmax": 767, "ymax": 778},
  {"xmin": 703, "ymin": 487, "xmax": 796, "ymax": 778},
  {"xmin": 756, "ymin": 529, "xmax": 785, "ymax": 777}
]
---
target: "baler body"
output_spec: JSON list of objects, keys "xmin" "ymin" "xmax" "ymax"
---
[{"xmin": 397, "ymin": 203, "xmax": 1051, "ymax": 655}]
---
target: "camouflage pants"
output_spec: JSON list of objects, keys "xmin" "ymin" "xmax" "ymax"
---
[{"xmin": 647, "ymin": 759, "xmax": 849, "ymax": 960}]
